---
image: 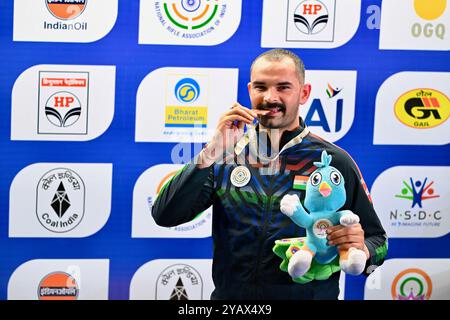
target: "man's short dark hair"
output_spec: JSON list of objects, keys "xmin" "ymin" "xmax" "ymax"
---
[{"xmin": 250, "ymin": 49, "xmax": 305, "ymax": 82}]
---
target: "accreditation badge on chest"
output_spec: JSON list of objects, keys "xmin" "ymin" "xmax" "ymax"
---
[{"xmin": 230, "ymin": 166, "xmax": 251, "ymax": 187}]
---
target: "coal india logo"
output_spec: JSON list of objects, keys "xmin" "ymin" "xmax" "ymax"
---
[
  {"xmin": 155, "ymin": 0, "xmax": 228, "ymax": 39},
  {"xmin": 36, "ymin": 168, "xmax": 85, "ymax": 233},
  {"xmin": 38, "ymin": 272, "xmax": 79, "ymax": 300},
  {"xmin": 46, "ymin": 0, "xmax": 88, "ymax": 20},
  {"xmin": 156, "ymin": 264, "xmax": 203, "ymax": 300},
  {"xmin": 391, "ymin": 268, "xmax": 432, "ymax": 300},
  {"xmin": 394, "ymin": 89, "xmax": 450, "ymax": 129}
]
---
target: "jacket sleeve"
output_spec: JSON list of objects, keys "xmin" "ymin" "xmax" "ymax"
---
[
  {"xmin": 335, "ymin": 152, "xmax": 389, "ymax": 275},
  {"xmin": 151, "ymin": 160, "xmax": 215, "ymax": 227}
]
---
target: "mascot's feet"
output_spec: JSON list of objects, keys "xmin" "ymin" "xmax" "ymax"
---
[
  {"xmin": 288, "ymin": 250, "xmax": 313, "ymax": 278},
  {"xmin": 340, "ymin": 247, "xmax": 366, "ymax": 275}
]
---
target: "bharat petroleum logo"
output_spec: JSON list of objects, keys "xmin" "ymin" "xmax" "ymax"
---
[
  {"xmin": 38, "ymin": 272, "xmax": 79, "ymax": 300},
  {"xmin": 159, "ymin": 0, "xmax": 222, "ymax": 30},
  {"xmin": 175, "ymin": 78, "xmax": 200, "ymax": 103},
  {"xmin": 46, "ymin": 0, "xmax": 88, "ymax": 20},
  {"xmin": 293, "ymin": 0, "xmax": 329, "ymax": 35},
  {"xmin": 391, "ymin": 268, "xmax": 432, "ymax": 300},
  {"xmin": 394, "ymin": 89, "xmax": 450, "ymax": 129},
  {"xmin": 395, "ymin": 177, "xmax": 440, "ymax": 208}
]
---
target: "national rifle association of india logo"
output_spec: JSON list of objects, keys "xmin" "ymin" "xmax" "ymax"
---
[
  {"xmin": 36, "ymin": 168, "xmax": 85, "ymax": 233},
  {"xmin": 38, "ymin": 272, "xmax": 79, "ymax": 300},
  {"xmin": 391, "ymin": 268, "xmax": 433, "ymax": 300},
  {"xmin": 46, "ymin": 0, "xmax": 88, "ymax": 20},
  {"xmin": 154, "ymin": 0, "xmax": 228, "ymax": 39}
]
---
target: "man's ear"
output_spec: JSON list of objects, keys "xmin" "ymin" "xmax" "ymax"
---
[
  {"xmin": 247, "ymin": 81, "xmax": 252, "ymax": 95},
  {"xmin": 300, "ymin": 83, "xmax": 311, "ymax": 105}
]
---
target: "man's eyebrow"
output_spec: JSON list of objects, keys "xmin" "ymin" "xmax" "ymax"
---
[{"xmin": 251, "ymin": 81, "xmax": 293, "ymax": 86}]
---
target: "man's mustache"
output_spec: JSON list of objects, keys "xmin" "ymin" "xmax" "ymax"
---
[{"xmin": 257, "ymin": 102, "xmax": 286, "ymax": 112}]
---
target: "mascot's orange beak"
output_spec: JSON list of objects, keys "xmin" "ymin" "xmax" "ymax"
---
[{"xmin": 319, "ymin": 181, "xmax": 332, "ymax": 197}]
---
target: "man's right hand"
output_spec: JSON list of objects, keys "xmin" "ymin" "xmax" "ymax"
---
[{"xmin": 197, "ymin": 103, "xmax": 257, "ymax": 168}]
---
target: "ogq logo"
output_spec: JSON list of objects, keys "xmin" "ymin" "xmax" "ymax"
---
[{"xmin": 175, "ymin": 78, "xmax": 200, "ymax": 103}]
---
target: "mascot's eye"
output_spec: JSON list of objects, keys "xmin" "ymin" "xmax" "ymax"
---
[
  {"xmin": 310, "ymin": 172, "xmax": 322, "ymax": 186},
  {"xmin": 330, "ymin": 171, "xmax": 341, "ymax": 185}
]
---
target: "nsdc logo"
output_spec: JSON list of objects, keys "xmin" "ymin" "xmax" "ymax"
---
[
  {"xmin": 293, "ymin": 0, "xmax": 329, "ymax": 35},
  {"xmin": 391, "ymin": 268, "xmax": 432, "ymax": 300},
  {"xmin": 395, "ymin": 177, "xmax": 440, "ymax": 208},
  {"xmin": 394, "ymin": 89, "xmax": 449, "ymax": 129},
  {"xmin": 46, "ymin": 0, "xmax": 88, "ymax": 21},
  {"xmin": 175, "ymin": 78, "xmax": 200, "ymax": 103}
]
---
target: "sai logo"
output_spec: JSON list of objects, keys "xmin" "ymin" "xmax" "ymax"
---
[
  {"xmin": 391, "ymin": 268, "xmax": 432, "ymax": 300},
  {"xmin": 305, "ymin": 83, "xmax": 344, "ymax": 133},
  {"xmin": 165, "ymin": 75, "xmax": 208, "ymax": 128},
  {"xmin": 394, "ymin": 89, "xmax": 449, "ymax": 129},
  {"xmin": 288, "ymin": 0, "xmax": 335, "ymax": 41},
  {"xmin": 46, "ymin": 0, "xmax": 88, "ymax": 21},
  {"xmin": 156, "ymin": 264, "xmax": 203, "ymax": 300},
  {"xmin": 38, "ymin": 271, "xmax": 79, "ymax": 300},
  {"xmin": 38, "ymin": 71, "xmax": 89, "ymax": 135},
  {"xmin": 36, "ymin": 168, "xmax": 85, "ymax": 233},
  {"xmin": 175, "ymin": 78, "xmax": 200, "ymax": 103},
  {"xmin": 395, "ymin": 177, "xmax": 440, "ymax": 209}
]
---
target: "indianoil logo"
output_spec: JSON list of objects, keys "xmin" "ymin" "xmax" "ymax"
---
[
  {"xmin": 38, "ymin": 272, "xmax": 79, "ymax": 300},
  {"xmin": 46, "ymin": 0, "xmax": 88, "ymax": 20},
  {"xmin": 391, "ymin": 268, "xmax": 432, "ymax": 300},
  {"xmin": 394, "ymin": 88, "xmax": 450, "ymax": 129}
]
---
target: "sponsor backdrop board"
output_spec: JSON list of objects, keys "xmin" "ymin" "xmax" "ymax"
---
[{"xmin": 0, "ymin": 0, "xmax": 449, "ymax": 300}]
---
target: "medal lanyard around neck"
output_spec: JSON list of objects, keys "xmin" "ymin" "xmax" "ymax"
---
[{"xmin": 246, "ymin": 121, "xmax": 310, "ymax": 164}]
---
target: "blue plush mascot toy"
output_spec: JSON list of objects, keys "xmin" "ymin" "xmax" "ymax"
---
[{"xmin": 279, "ymin": 150, "xmax": 366, "ymax": 280}]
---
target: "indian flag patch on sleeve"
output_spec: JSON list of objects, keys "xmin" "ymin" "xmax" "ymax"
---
[{"xmin": 293, "ymin": 175, "xmax": 308, "ymax": 190}]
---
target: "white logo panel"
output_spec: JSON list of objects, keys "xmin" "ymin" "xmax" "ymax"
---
[
  {"xmin": 139, "ymin": 0, "xmax": 242, "ymax": 46},
  {"xmin": 371, "ymin": 166, "xmax": 450, "ymax": 238},
  {"xmin": 13, "ymin": 0, "xmax": 118, "ymax": 43},
  {"xmin": 132, "ymin": 164, "xmax": 212, "ymax": 238},
  {"xmin": 261, "ymin": 0, "xmax": 361, "ymax": 48},
  {"xmin": 8, "ymin": 259, "xmax": 109, "ymax": 300},
  {"xmin": 373, "ymin": 72, "xmax": 450, "ymax": 145},
  {"xmin": 380, "ymin": 0, "xmax": 449, "ymax": 51},
  {"xmin": 365, "ymin": 259, "xmax": 450, "ymax": 300},
  {"xmin": 130, "ymin": 259, "xmax": 214, "ymax": 300},
  {"xmin": 9, "ymin": 163, "xmax": 113, "ymax": 237},
  {"xmin": 135, "ymin": 67, "xmax": 238, "ymax": 143},
  {"xmin": 300, "ymin": 70, "xmax": 357, "ymax": 142},
  {"xmin": 11, "ymin": 64, "xmax": 115, "ymax": 141}
]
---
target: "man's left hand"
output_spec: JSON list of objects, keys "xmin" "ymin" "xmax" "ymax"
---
[{"xmin": 326, "ymin": 223, "xmax": 370, "ymax": 259}]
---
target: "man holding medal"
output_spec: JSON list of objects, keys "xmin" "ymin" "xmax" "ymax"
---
[{"xmin": 152, "ymin": 49, "xmax": 387, "ymax": 300}]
